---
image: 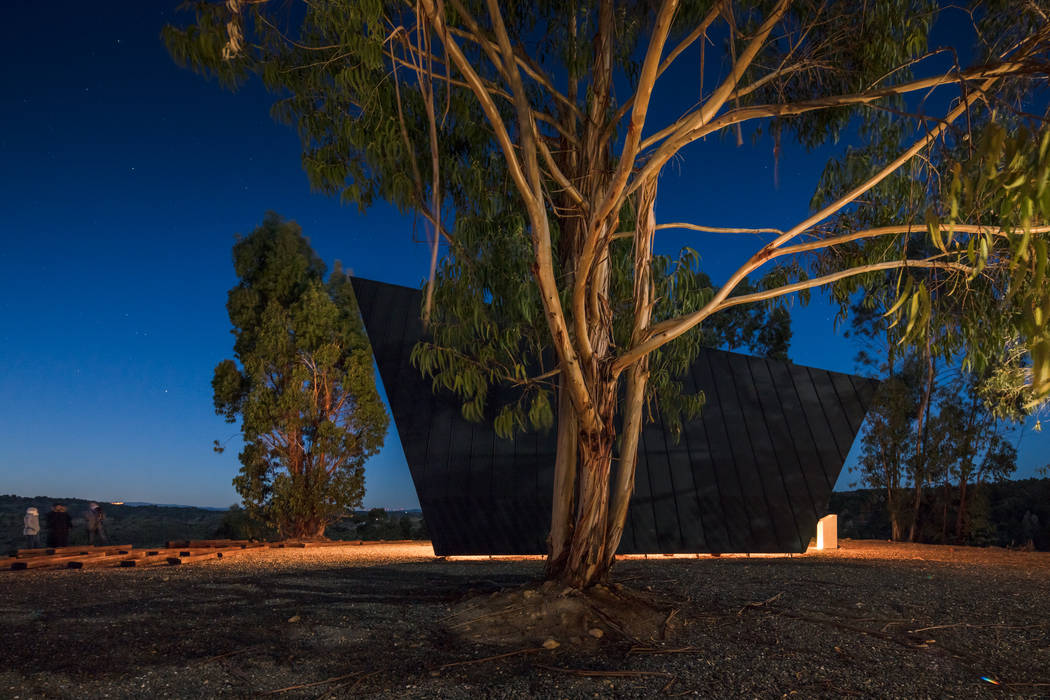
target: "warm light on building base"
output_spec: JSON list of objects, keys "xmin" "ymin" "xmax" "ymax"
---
[{"xmin": 816, "ymin": 514, "xmax": 838, "ymax": 550}]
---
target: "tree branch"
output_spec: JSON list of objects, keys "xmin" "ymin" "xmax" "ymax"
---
[
  {"xmin": 633, "ymin": 0, "xmax": 792, "ymax": 177},
  {"xmin": 604, "ymin": 1, "xmax": 725, "ymax": 139},
  {"xmin": 773, "ymin": 223, "xmax": 1050, "ymax": 259},
  {"xmin": 712, "ymin": 258, "xmax": 974, "ymax": 313},
  {"xmin": 633, "ymin": 60, "xmax": 1031, "ymax": 191},
  {"xmin": 443, "ymin": 0, "xmax": 580, "ymax": 122},
  {"xmin": 612, "ymin": 79, "xmax": 995, "ymax": 372},
  {"xmin": 592, "ymin": 0, "xmax": 680, "ymax": 226},
  {"xmin": 611, "ymin": 222, "xmax": 785, "ymax": 240}
]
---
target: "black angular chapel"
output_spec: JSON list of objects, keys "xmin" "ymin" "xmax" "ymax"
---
[{"xmin": 352, "ymin": 277, "xmax": 878, "ymax": 556}]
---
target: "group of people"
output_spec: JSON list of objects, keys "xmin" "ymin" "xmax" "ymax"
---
[{"xmin": 22, "ymin": 502, "xmax": 108, "ymax": 549}]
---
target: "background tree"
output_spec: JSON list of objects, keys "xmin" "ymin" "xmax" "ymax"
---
[
  {"xmin": 213, "ymin": 213, "xmax": 389, "ymax": 538},
  {"xmin": 169, "ymin": 1, "xmax": 1050, "ymax": 588},
  {"xmin": 854, "ymin": 373, "xmax": 919, "ymax": 541},
  {"xmin": 848, "ymin": 286, "xmax": 1027, "ymax": 542}
]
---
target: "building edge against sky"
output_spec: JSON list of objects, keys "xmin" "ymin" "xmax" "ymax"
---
[{"xmin": 353, "ymin": 277, "xmax": 879, "ymax": 555}]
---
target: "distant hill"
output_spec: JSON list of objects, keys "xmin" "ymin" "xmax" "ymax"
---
[
  {"xmin": 0, "ymin": 495, "xmax": 227, "ymax": 552},
  {"xmin": 119, "ymin": 502, "xmax": 228, "ymax": 511},
  {"xmin": 1, "ymin": 495, "xmax": 428, "ymax": 552}
]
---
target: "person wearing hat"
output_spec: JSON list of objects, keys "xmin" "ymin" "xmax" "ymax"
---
[
  {"xmin": 45, "ymin": 504, "xmax": 72, "ymax": 547},
  {"xmin": 85, "ymin": 502, "xmax": 107, "ymax": 545},
  {"xmin": 23, "ymin": 507, "xmax": 40, "ymax": 549}
]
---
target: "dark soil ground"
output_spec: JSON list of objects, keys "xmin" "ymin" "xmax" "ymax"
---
[{"xmin": 1, "ymin": 540, "xmax": 1048, "ymax": 698}]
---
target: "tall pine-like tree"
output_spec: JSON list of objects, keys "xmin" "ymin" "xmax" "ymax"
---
[{"xmin": 213, "ymin": 213, "xmax": 388, "ymax": 538}]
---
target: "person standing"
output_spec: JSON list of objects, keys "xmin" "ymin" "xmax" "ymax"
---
[
  {"xmin": 23, "ymin": 507, "xmax": 40, "ymax": 549},
  {"xmin": 85, "ymin": 502, "xmax": 108, "ymax": 545},
  {"xmin": 45, "ymin": 504, "xmax": 72, "ymax": 548}
]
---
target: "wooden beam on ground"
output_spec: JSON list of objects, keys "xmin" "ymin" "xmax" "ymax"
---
[
  {"xmin": 11, "ymin": 553, "xmax": 108, "ymax": 570},
  {"xmin": 119, "ymin": 552, "xmax": 182, "ymax": 567},
  {"xmin": 163, "ymin": 550, "xmax": 224, "ymax": 565},
  {"xmin": 15, "ymin": 544, "xmax": 134, "ymax": 558},
  {"xmin": 66, "ymin": 551, "xmax": 135, "ymax": 569},
  {"xmin": 204, "ymin": 546, "xmax": 258, "ymax": 559}
]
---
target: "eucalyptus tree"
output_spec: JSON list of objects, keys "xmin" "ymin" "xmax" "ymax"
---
[
  {"xmin": 213, "ymin": 214, "xmax": 389, "ymax": 538},
  {"xmin": 169, "ymin": 1, "xmax": 1050, "ymax": 587},
  {"xmin": 932, "ymin": 379, "xmax": 1019, "ymax": 542}
]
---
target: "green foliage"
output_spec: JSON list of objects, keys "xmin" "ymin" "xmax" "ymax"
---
[
  {"xmin": 167, "ymin": 3, "xmax": 1050, "ymax": 583},
  {"xmin": 412, "ymin": 212, "xmax": 793, "ymax": 439},
  {"xmin": 830, "ymin": 477, "xmax": 1050, "ymax": 551},
  {"xmin": 852, "ymin": 327, "xmax": 1022, "ymax": 541},
  {"xmin": 324, "ymin": 509, "xmax": 428, "ymax": 540},
  {"xmin": 214, "ymin": 504, "xmax": 277, "ymax": 541},
  {"xmin": 164, "ymin": 3, "xmax": 1050, "ymax": 434},
  {"xmin": 214, "ymin": 213, "xmax": 388, "ymax": 538}
]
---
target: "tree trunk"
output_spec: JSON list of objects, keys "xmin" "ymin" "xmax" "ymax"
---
[
  {"xmin": 940, "ymin": 480, "xmax": 950, "ymax": 543},
  {"xmin": 908, "ymin": 343, "xmax": 935, "ymax": 542},
  {"xmin": 886, "ymin": 456, "xmax": 904, "ymax": 541},
  {"xmin": 955, "ymin": 479, "xmax": 968, "ymax": 542},
  {"xmin": 602, "ymin": 360, "xmax": 648, "ymax": 572},
  {"xmin": 907, "ymin": 481, "xmax": 923, "ymax": 542},
  {"xmin": 546, "ymin": 378, "xmax": 578, "ymax": 575},
  {"xmin": 600, "ymin": 175, "xmax": 657, "ymax": 573},
  {"xmin": 557, "ymin": 424, "xmax": 615, "ymax": 587},
  {"xmin": 888, "ymin": 487, "xmax": 903, "ymax": 541}
]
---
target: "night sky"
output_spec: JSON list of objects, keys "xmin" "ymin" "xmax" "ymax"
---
[{"xmin": 1, "ymin": 1, "xmax": 1044, "ymax": 509}]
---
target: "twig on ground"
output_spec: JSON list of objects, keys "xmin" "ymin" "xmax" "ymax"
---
[
  {"xmin": 430, "ymin": 647, "xmax": 543, "ymax": 674},
  {"xmin": 582, "ymin": 599, "xmax": 644, "ymax": 644},
  {"xmin": 197, "ymin": 645, "xmax": 260, "ymax": 664},
  {"xmin": 260, "ymin": 671, "xmax": 363, "ymax": 695},
  {"xmin": 314, "ymin": 670, "xmax": 381, "ymax": 699},
  {"xmin": 535, "ymin": 663, "xmax": 676, "ymax": 689},
  {"xmin": 910, "ymin": 622, "xmax": 1050, "ymax": 633},
  {"xmin": 446, "ymin": 603, "xmax": 525, "ymax": 629},
  {"xmin": 662, "ymin": 608, "xmax": 679, "ymax": 638},
  {"xmin": 738, "ymin": 592, "xmax": 783, "ymax": 615},
  {"xmin": 628, "ymin": 645, "xmax": 702, "ymax": 655},
  {"xmin": 219, "ymin": 656, "xmax": 256, "ymax": 691}
]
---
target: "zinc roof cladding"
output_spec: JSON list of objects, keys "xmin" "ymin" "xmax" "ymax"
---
[{"xmin": 351, "ymin": 277, "xmax": 878, "ymax": 556}]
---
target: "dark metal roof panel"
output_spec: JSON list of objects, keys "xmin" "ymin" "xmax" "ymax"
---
[{"xmin": 351, "ymin": 277, "xmax": 879, "ymax": 556}]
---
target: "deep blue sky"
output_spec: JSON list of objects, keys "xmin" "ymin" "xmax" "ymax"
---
[{"xmin": 1, "ymin": 1, "xmax": 1045, "ymax": 508}]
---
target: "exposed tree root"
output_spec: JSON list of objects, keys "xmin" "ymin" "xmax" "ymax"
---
[{"xmin": 447, "ymin": 580, "xmax": 679, "ymax": 650}]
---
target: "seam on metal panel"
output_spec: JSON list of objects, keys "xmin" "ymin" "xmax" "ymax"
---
[
  {"xmin": 829, "ymin": 371, "xmax": 862, "ymax": 435},
  {"xmin": 807, "ymin": 365, "xmax": 848, "ymax": 469},
  {"xmin": 788, "ymin": 363, "xmax": 833, "ymax": 494},
  {"xmin": 676, "ymin": 360, "xmax": 709, "ymax": 552},
  {"xmin": 708, "ymin": 350, "xmax": 757, "ymax": 551},
  {"xmin": 695, "ymin": 351, "xmax": 730, "ymax": 552},
  {"xmin": 728, "ymin": 351, "xmax": 780, "ymax": 551},
  {"xmin": 768, "ymin": 359, "xmax": 820, "ymax": 524},
  {"xmin": 751, "ymin": 357, "xmax": 805, "ymax": 551}
]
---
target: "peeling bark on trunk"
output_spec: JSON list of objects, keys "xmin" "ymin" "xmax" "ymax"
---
[
  {"xmin": 600, "ymin": 176, "xmax": 657, "ymax": 573},
  {"xmin": 602, "ymin": 362, "xmax": 647, "ymax": 573},
  {"xmin": 546, "ymin": 379, "xmax": 578, "ymax": 574},
  {"xmin": 559, "ymin": 421, "xmax": 615, "ymax": 587}
]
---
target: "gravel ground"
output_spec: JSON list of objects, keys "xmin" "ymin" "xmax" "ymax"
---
[{"xmin": 1, "ymin": 540, "xmax": 1048, "ymax": 698}]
